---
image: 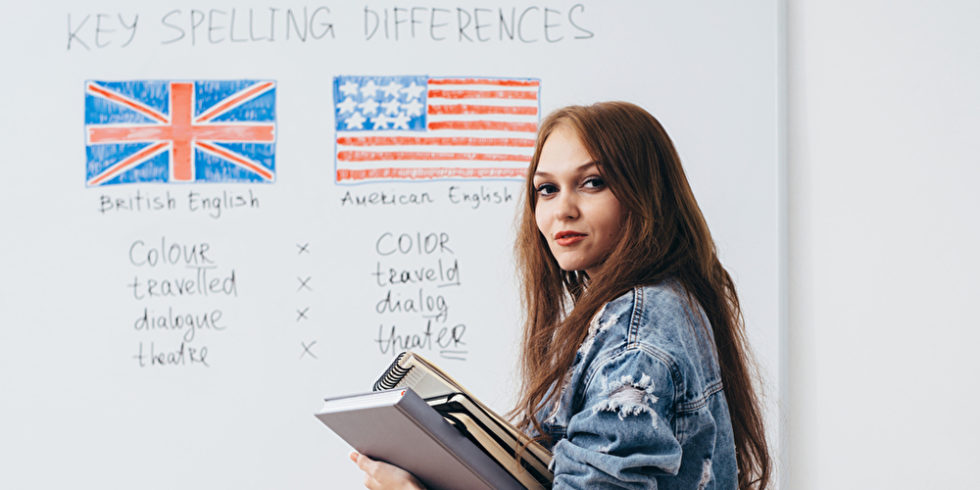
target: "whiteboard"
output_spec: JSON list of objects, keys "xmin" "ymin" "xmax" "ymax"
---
[{"xmin": 0, "ymin": 1, "xmax": 780, "ymax": 488}]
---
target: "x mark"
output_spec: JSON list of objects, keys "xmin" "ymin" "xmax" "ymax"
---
[
  {"xmin": 297, "ymin": 276, "xmax": 312, "ymax": 291},
  {"xmin": 300, "ymin": 340, "xmax": 318, "ymax": 359},
  {"xmin": 296, "ymin": 242, "xmax": 310, "ymax": 255},
  {"xmin": 296, "ymin": 307, "xmax": 310, "ymax": 321}
]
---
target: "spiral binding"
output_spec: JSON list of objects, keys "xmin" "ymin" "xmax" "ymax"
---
[{"xmin": 372, "ymin": 351, "xmax": 411, "ymax": 391}]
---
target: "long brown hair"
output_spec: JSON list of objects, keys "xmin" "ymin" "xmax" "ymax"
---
[{"xmin": 513, "ymin": 102, "xmax": 771, "ymax": 489}]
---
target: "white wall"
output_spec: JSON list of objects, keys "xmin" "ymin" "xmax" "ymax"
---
[{"xmin": 786, "ymin": 1, "xmax": 980, "ymax": 488}]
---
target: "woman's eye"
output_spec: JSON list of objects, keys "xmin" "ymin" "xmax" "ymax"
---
[
  {"xmin": 535, "ymin": 183, "xmax": 558, "ymax": 196},
  {"xmin": 583, "ymin": 176, "xmax": 605, "ymax": 189}
]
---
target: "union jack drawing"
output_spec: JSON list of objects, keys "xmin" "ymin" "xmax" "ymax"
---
[
  {"xmin": 333, "ymin": 75, "xmax": 540, "ymax": 183},
  {"xmin": 85, "ymin": 80, "xmax": 276, "ymax": 186}
]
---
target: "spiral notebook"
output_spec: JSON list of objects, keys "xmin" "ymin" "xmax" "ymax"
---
[
  {"xmin": 372, "ymin": 351, "xmax": 553, "ymax": 489},
  {"xmin": 316, "ymin": 387, "xmax": 523, "ymax": 490},
  {"xmin": 316, "ymin": 352, "xmax": 553, "ymax": 490}
]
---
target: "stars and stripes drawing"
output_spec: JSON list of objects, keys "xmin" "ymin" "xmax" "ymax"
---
[
  {"xmin": 84, "ymin": 80, "xmax": 276, "ymax": 186},
  {"xmin": 333, "ymin": 75, "xmax": 540, "ymax": 183}
]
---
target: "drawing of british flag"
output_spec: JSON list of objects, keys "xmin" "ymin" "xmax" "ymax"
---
[{"xmin": 84, "ymin": 80, "xmax": 276, "ymax": 186}]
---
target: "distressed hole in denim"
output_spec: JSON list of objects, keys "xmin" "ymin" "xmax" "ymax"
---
[
  {"xmin": 597, "ymin": 442, "xmax": 615, "ymax": 454},
  {"xmin": 697, "ymin": 458, "xmax": 712, "ymax": 490},
  {"xmin": 579, "ymin": 305, "xmax": 615, "ymax": 354},
  {"xmin": 597, "ymin": 309, "xmax": 621, "ymax": 333},
  {"xmin": 593, "ymin": 374, "xmax": 659, "ymax": 426}
]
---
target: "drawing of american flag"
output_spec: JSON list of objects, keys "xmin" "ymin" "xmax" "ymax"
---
[
  {"xmin": 85, "ymin": 80, "xmax": 276, "ymax": 186},
  {"xmin": 333, "ymin": 75, "xmax": 540, "ymax": 183}
]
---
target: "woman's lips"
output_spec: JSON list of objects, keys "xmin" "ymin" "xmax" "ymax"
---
[{"xmin": 555, "ymin": 231, "xmax": 586, "ymax": 246}]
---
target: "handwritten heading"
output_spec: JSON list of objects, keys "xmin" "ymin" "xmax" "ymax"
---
[{"xmin": 66, "ymin": 4, "xmax": 595, "ymax": 50}]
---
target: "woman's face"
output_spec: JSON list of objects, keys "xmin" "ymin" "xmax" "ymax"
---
[{"xmin": 533, "ymin": 126, "xmax": 626, "ymax": 276}]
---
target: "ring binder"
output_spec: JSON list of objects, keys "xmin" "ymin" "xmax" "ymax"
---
[
  {"xmin": 316, "ymin": 388, "xmax": 523, "ymax": 490},
  {"xmin": 368, "ymin": 351, "xmax": 554, "ymax": 489},
  {"xmin": 318, "ymin": 351, "xmax": 554, "ymax": 489}
]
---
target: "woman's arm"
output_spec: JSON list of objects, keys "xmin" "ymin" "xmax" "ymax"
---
[
  {"xmin": 551, "ymin": 349, "xmax": 681, "ymax": 489},
  {"xmin": 349, "ymin": 452, "xmax": 425, "ymax": 490}
]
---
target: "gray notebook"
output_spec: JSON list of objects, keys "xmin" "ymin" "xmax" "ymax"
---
[{"xmin": 315, "ymin": 388, "xmax": 524, "ymax": 490}]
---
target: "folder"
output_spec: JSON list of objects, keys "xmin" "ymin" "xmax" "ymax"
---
[
  {"xmin": 315, "ymin": 387, "xmax": 523, "ymax": 490},
  {"xmin": 372, "ymin": 352, "xmax": 553, "ymax": 489},
  {"xmin": 316, "ymin": 352, "xmax": 554, "ymax": 489}
]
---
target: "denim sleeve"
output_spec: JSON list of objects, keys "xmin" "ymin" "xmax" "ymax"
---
[{"xmin": 551, "ymin": 349, "xmax": 681, "ymax": 490}]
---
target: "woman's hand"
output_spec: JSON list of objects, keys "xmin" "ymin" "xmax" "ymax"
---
[{"xmin": 349, "ymin": 451, "xmax": 425, "ymax": 490}]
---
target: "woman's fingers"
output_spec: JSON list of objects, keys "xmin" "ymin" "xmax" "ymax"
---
[
  {"xmin": 351, "ymin": 451, "xmax": 379, "ymax": 474},
  {"xmin": 350, "ymin": 452, "xmax": 386, "ymax": 489},
  {"xmin": 348, "ymin": 451, "xmax": 422, "ymax": 489},
  {"xmin": 363, "ymin": 474, "xmax": 382, "ymax": 490}
]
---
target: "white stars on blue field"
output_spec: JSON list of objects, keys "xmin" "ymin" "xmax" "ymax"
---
[{"xmin": 333, "ymin": 75, "xmax": 427, "ymax": 131}]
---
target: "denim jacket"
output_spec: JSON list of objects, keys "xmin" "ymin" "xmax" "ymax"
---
[{"xmin": 537, "ymin": 282, "xmax": 737, "ymax": 489}]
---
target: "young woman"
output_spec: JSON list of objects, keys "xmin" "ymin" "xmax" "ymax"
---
[{"xmin": 352, "ymin": 102, "xmax": 771, "ymax": 489}]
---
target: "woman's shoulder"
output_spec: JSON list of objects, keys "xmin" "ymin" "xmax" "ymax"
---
[
  {"xmin": 584, "ymin": 281, "xmax": 723, "ymax": 408},
  {"xmin": 594, "ymin": 280, "xmax": 706, "ymax": 350}
]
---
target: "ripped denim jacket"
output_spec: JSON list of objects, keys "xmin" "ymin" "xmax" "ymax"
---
[{"xmin": 537, "ymin": 282, "xmax": 738, "ymax": 489}]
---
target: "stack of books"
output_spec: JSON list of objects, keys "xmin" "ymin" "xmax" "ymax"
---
[{"xmin": 316, "ymin": 352, "xmax": 553, "ymax": 490}]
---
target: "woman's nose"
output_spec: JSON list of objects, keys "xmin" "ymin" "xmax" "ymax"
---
[{"xmin": 555, "ymin": 192, "xmax": 579, "ymax": 220}]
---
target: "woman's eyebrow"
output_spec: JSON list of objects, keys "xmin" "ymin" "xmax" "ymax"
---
[{"xmin": 534, "ymin": 161, "xmax": 598, "ymax": 178}]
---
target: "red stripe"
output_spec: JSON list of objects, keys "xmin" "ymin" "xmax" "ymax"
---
[
  {"xmin": 337, "ymin": 167, "xmax": 527, "ymax": 181},
  {"xmin": 189, "ymin": 125, "xmax": 275, "ymax": 142},
  {"xmin": 428, "ymin": 121, "xmax": 538, "ymax": 132},
  {"xmin": 338, "ymin": 151, "xmax": 530, "ymax": 162},
  {"xmin": 88, "ymin": 124, "xmax": 275, "ymax": 144},
  {"xmin": 427, "ymin": 105, "xmax": 537, "ymax": 115},
  {"xmin": 89, "ymin": 125, "xmax": 170, "ymax": 144},
  {"xmin": 196, "ymin": 141, "xmax": 274, "ymax": 180},
  {"xmin": 428, "ymin": 89, "xmax": 538, "ymax": 100},
  {"xmin": 336, "ymin": 136, "xmax": 535, "ymax": 147},
  {"xmin": 195, "ymin": 81, "xmax": 275, "ymax": 123},
  {"xmin": 88, "ymin": 142, "xmax": 168, "ymax": 186},
  {"xmin": 428, "ymin": 78, "xmax": 540, "ymax": 87},
  {"xmin": 87, "ymin": 83, "xmax": 168, "ymax": 124}
]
